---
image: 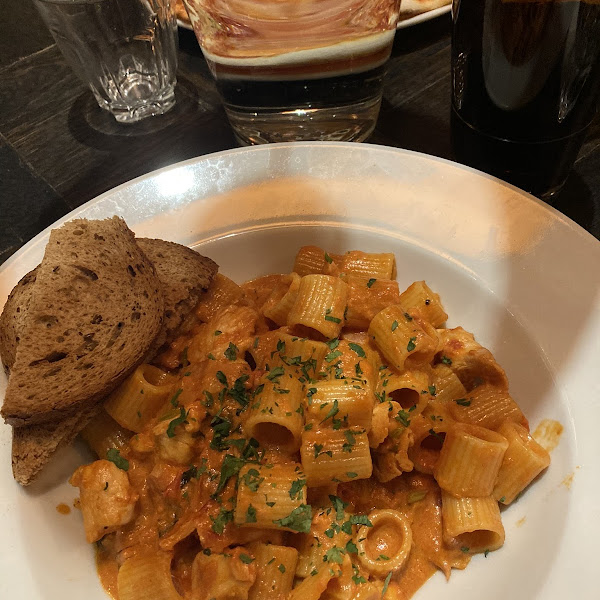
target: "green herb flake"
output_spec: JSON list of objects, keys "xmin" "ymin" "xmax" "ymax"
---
[
  {"xmin": 289, "ymin": 478, "xmax": 306, "ymax": 501},
  {"xmin": 460, "ymin": 546, "xmax": 470, "ymax": 553},
  {"xmin": 441, "ymin": 355, "xmax": 452, "ymax": 365},
  {"xmin": 214, "ymin": 330, "xmax": 222, "ymax": 336},
  {"xmin": 239, "ymin": 553, "xmax": 254, "ymax": 564},
  {"xmin": 273, "ymin": 504, "xmax": 312, "ymax": 533},
  {"xmin": 428, "ymin": 385, "xmax": 437, "ymax": 397},
  {"xmin": 266, "ymin": 366, "xmax": 285, "ymax": 382},
  {"xmin": 348, "ymin": 343, "xmax": 366, "ymax": 358},
  {"xmin": 170, "ymin": 388, "xmax": 183, "ymax": 407},
  {"xmin": 324, "ymin": 547, "xmax": 344, "ymax": 564},
  {"xmin": 224, "ymin": 342, "xmax": 238, "ymax": 361},
  {"xmin": 382, "ymin": 572, "xmax": 393, "ymax": 598},
  {"xmin": 166, "ymin": 406, "xmax": 187, "ymax": 438},
  {"xmin": 346, "ymin": 472, "xmax": 358, "ymax": 479},
  {"xmin": 407, "ymin": 337, "xmax": 417, "ymax": 352},
  {"xmin": 211, "ymin": 509, "xmax": 234, "ymax": 534},
  {"xmin": 324, "ymin": 252, "xmax": 333, "ymax": 264},
  {"xmin": 391, "ymin": 320, "xmax": 398, "ymax": 332},
  {"xmin": 455, "ymin": 398, "xmax": 471, "ymax": 407},
  {"xmin": 366, "ymin": 278, "xmax": 376, "ymax": 288},
  {"xmin": 216, "ymin": 370, "xmax": 228, "ymax": 385},
  {"xmin": 407, "ymin": 491, "xmax": 428, "ymax": 504}
]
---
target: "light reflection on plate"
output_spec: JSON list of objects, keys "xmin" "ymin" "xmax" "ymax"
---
[{"xmin": 0, "ymin": 142, "xmax": 598, "ymax": 600}]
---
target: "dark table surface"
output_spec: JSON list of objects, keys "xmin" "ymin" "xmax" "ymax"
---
[{"xmin": 1, "ymin": 4, "xmax": 599, "ymax": 268}]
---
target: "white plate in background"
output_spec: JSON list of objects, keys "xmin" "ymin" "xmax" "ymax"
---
[
  {"xmin": 0, "ymin": 142, "xmax": 598, "ymax": 599},
  {"xmin": 177, "ymin": 4, "xmax": 451, "ymax": 32}
]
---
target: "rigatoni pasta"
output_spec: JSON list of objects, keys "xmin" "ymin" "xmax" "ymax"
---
[{"xmin": 69, "ymin": 244, "xmax": 554, "ymax": 600}]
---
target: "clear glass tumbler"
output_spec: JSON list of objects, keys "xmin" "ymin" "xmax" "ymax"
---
[
  {"xmin": 182, "ymin": 0, "xmax": 400, "ymax": 144},
  {"xmin": 34, "ymin": 0, "xmax": 178, "ymax": 123}
]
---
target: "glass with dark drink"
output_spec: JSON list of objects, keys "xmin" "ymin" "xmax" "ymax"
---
[{"xmin": 451, "ymin": 0, "xmax": 600, "ymax": 198}]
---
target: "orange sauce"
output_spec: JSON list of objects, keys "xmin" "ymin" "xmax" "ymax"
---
[{"xmin": 56, "ymin": 503, "xmax": 71, "ymax": 515}]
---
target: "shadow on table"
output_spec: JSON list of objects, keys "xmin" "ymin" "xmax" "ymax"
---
[{"xmin": 61, "ymin": 76, "xmax": 237, "ymax": 209}]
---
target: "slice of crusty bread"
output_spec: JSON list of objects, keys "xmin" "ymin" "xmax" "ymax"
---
[
  {"xmin": 11, "ymin": 406, "xmax": 99, "ymax": 486},
  {"xmin": 0, "ymin": 267, "xmax": 37, "ymax": 374},
  {"xmin": 7, "ymin": 235, "xmax": 218, "ymax": 485},
  {"xmin": 137, "ymin": 238, "xmax": 217, "ymax": 352},
  {"xmin": 1, "ymin": 217, "xmax": 164, "ymax": 426}
]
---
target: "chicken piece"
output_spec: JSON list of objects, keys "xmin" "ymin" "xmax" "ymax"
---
[
  {"xmin": 437, "ymin": 327, "xmax": 508, "ymax": 390},
  {"xmin": 70, "ymin": 459, "xmax": 138, "ymax": 543}
]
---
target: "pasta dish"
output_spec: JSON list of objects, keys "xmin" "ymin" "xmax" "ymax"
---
[{"xmin": 70, "ymin": 245, "xmax": 551, "ymax": 600}]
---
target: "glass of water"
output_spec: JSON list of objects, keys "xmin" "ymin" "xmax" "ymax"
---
[
  {"xmin": 34, "ymin": 0, "xmax": 178, "ymax": 123},
  {"xmin": 182, "ymin": 0, "xmax": 400, "ymax": 145}
]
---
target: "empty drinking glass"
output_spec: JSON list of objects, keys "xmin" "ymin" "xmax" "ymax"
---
[{"xmin": 34, "ymin": 0, "xmax": 179, "ymax": 123}]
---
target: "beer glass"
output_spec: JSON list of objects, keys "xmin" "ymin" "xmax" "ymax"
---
[
  {"xmin": 182, "ymin": 0, "xmax": 401, "ymax": 145},
  {"xmin": 451, "ymin": 0, "xmax": 600, "ymax": 198},
  {"xmin": 34, "ymin": 0, "xmax": 178, "ymax": 123}
]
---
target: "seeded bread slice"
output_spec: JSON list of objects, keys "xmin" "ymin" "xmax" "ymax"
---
[
  {"xmin": 0, "ymin": 267, "xmax": 37, "ymax": 373},
  {"xmin": 6, "ymin": 236, "xmax": 218, "ymax": 485},
  {"xmin": 1, "ymin": 217, "xmax": 164, "ymax": 426}
]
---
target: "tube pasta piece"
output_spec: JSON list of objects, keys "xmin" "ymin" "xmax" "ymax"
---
[
  {"xmin": 493, "ymin": 421, "xmax": 551, "ymax": 505},
  {"xmin": 104, "ymin": 364, "xmax": 175, "ymax": 433},
  {"xmin": 437, "ymin": 327, "xmax": 509, "ymax": 390},
  {"xmin": 287, "ymin": 275, "xmax": 348, "ymax": 339},
  {"xmin": 241, "ymin": 274, "xmax": 288, "ymax": 310},
  {"xmin": 191, "ymin": 549, "xmax": 256, "ymax": 600},
  {"xmin": 80, "ymin": 409, "xmax": 131, "ymax": 458},
  {"xmin": 234, "ymin": 463, "xmax": 310, "ymax": 531},
  {"xmin": 305, "ymin": 380, "xmax": 373, "ymax": 432},
  {"xmin": 441, "ymin": 491, "xmax": 505, "ymax": 553},
  {"xmin": 355, "ymin": 509, "xmax": 412, "ymax": 576},
  {"xmin": 342, "ymin": 275, "xmax": 401, "ymax": 330},
  {"xmin": 321, "ymin": 340, "xmax": 375, "ymax": 387},
  {"xmin": 263, "ymin": 273, "xmax": 302, "ymax": 326},
  {"xmin": 117, "ymin": 552, "xmax": 182, "ymax": 600},
  {"xmin": 289, "ymin": 568, "xmax": 335, "ymax": 600},
  {"xmin": 398, "ymin": 281, "xmax": 448, "ymax": 328},
  {"xmin": 244, "ymin": 372, "xmax": 304, "ymax": 452},
  {"xmin": 373, "ymin": 425, "xmax": 415, "ymax": 482},
  {"xmin": 368, "ymin": 306, "xmax": 438, "ymax": 372},
  {"xmin": 376, "ymin": 369, "xmax": 430, "ymax": 416},
  {"xmin": 340, "ymin": 251, "xmax": 396, "ymax": 280},
  {"xmin": 293, "ymin": 246, "xmax": 340, "ymax": 277},
  {"xmin": 300, "ymin": 428, "xmax": 372, "ymax": 486},
  {"xmin": 435, "ymin": 423, "xmax": 509, "ymax": 497},
  {"xmin": 247, "ymin": 543, "xmax": 298, "ymax": 600},
  {"xmin": 408, "ymin": 413, "xmax": 454, "ymax": 475},
  {"xmin": 430, "ymin": 364, "xmax": 467, "ymax": 404},
  {"xmin": 449, "ymin": 383, "xmax": 527, "ymax": 430},
  {"xmin": 195, "ymin": 274, "xmax": 244, "ymax": 322}
]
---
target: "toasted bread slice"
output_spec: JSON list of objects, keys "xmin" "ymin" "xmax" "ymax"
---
[
  {"xmin": 1, "ymin": 217, "xmax": 164, "ymax": 426},
  {"xmin": 6, "ymin": 236, "xmax": 218, "ymax": 485},
  {"xmin": 136, "ymin": 238, "xmax": 217, "ymax": 351},
  {"xmin": 0, "ymin": 267, "xmax": 37, "ymax": 373}
]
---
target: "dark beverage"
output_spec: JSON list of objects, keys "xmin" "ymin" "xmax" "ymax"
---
[{"xmin": 451, "ymin": 0, "xmax": 600, "ymax": 197}]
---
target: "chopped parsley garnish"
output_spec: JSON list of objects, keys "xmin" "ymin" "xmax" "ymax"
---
[
  {"xmin": 395, "ymin": 410, "xmax": 411, "ymax": 428},
  {"xmin": 455, "ymin": 398, "xmax": 471, "ymax": 406},
  {"xmin": 366, "ymin": 278, "xmax": 376, "ymax": 288},
  {"xmin": 348, "ymin": 342, "xmax": 366, "ymax": 358},
  {"xmin": 273, "ymin": 504, "xmax": 312, "ymax": 533},
  {"xmin": 240, "ymin": 467, "xmax": 264, "ymax": 492},
  {"xmin": 324, "ymin": 252, "xmax": 333, "ymax": 264},
  {"xmin": 289, "ymin": 478, "xmax": 306, "ymax": 501},
  {"xmin": 240, "ymin": 553, "xmax": 254, "ymax": 564},
  {"xmin": 407, "ymin": 337, "xmax": 417, "ymax": 352},
  {"xmin": 407, "ymin": 491, "xmax": 427, "ymax": 504},
  {"xmin": 460, "ymin": 546, "xmax": 470, "ymax": 553},
  {"xmin": 213, "ymin": 455, "xmax": 245, "ymax": 496},
  {"xmin": 324, "ymin": 309, "xmax": 341, "ymax": 324},
  {"xmin": 441, "ymin": 355, "xmax": 452, "ymax": 365},
  {"xmin": 170, "ymin": 388, "xmax": 183, "ymax": 407},
  {"xmin": 266, "ymin": 366, "xmax": 285, "ymax": 382},
  {"xmin": 278, "ymin": 563, "xmax": 287, "ymax": 573},
  {"xmin": 404, "ymin": 312, "xmax": 413, "ymax": 322},
  {"xmin": 211, "ymin": 508, "xmax": 234, "ymax": 534},
  {"xmin": 166, "ymin": 406, "xmax": 187, "ymax": 438},
  {"xmin": 216, "ymin": 370, "xmax": 228, "ymax": 385},
  {"xmin": 342, "ymin": 429, "xmax": 356, "ymax": 452},
  {"xmin": 346, "ymin": 472, "xmax": 358, "ymax": 479},
  {"xmin": 246, "ymin": 504, "xmax": 256, "ymax": 523},
  {"xmin": 428, "ymin": 385, "xmax": 437, "ymax": 396},
  {"xmin": 320, "ymin": 399, "xmax": 339, "ymax": 424},
  {"xmin": 391, "ymin": 320, "xmax": 398, "ymax": 332},
  {"xmin": 224, "ymin": 342, "xmax": 238, "ymax": 361},
  {"xmin": 314, "ymin": 443, "xmax": 324, "ymax": 458},
  {"xmin": 323, "ymin": 546, "xmax": 345, "ymax": 564},
  {"xmin": 329, "ymin": 495, "xmax": 348, "ymax": 521},
  {"xmin": 382, "ymin": 572, "xmax": 393, "ymax": 597}
]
